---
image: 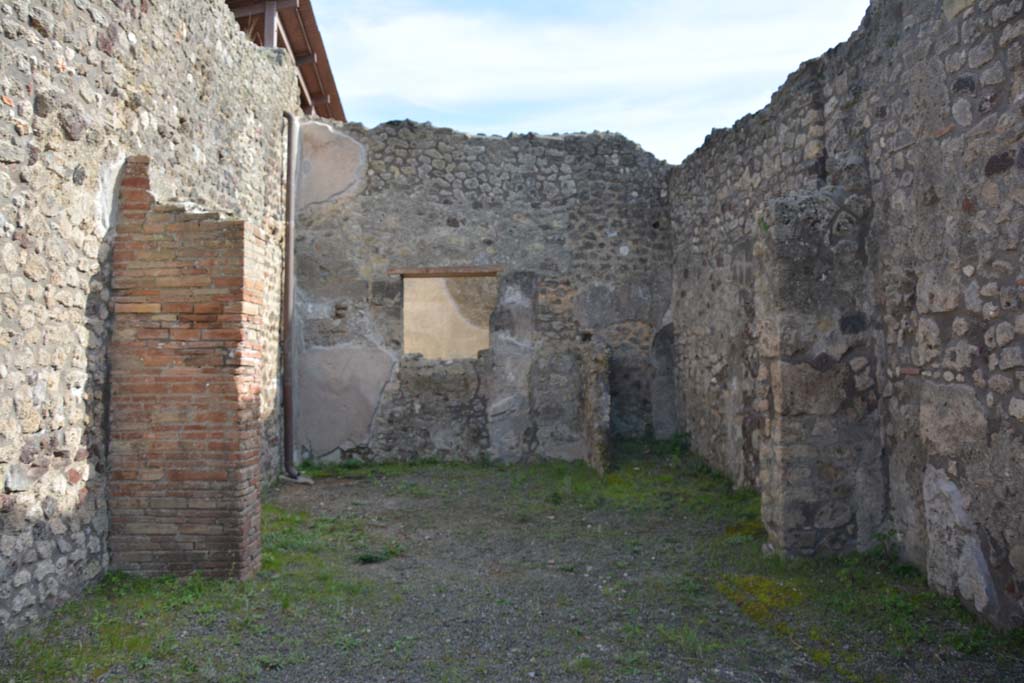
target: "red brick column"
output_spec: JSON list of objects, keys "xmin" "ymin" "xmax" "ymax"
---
[{"xmin": 108, "ymin": 156, "xmax": 264, "ymax": 578}]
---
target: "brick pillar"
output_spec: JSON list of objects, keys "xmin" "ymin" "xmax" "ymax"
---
[{"xmin": 108, "ymin": 157, "xmax": 264, "ymax": 578}]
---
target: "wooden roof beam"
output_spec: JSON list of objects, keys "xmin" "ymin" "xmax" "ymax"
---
[
  {"xmin": 388, "ymin": 266, "xmax": 504, "ymax": 279},
  {"xmin": 232, "ymin": 0, "xmax": 298, "ymax": 20},
  {"xmin": 226, "ymin": 0, "xmax": 344, "ymax": 121},
  {"xmin": 275, "ymin": 17, "xmax": 316, "ymax": 115}
]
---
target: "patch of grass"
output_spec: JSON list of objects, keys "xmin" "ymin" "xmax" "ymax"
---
[
  {"xmin": 614, "ymin": 648, "xmax": 652, "ymax": 673},
  {"xmin": 712, "ymin": 533, "xmax": 1024, "ymax": 678},
  {"xmin": 509, "ymin": 437, "xmax": 760, "ymax": 525},
  {"xmin": 332, "ymin": 629, "xmax": 368, "ymax": 653},
  {"xmin": 616, "ymin": 621, "xmax": 670, "ymax": 675},
  {"xmin": 300, "ymin": 458, "xmax": 375, "ymax": 479},
  {"xmin": 397, "ymin": 480, "xmax": 432, "ymax": 498},
  {"xmin": 389, "ymin": 634, "xmax": 418, "ymax": 659},
  {"xmin": 641, "ymin": 573, "xmax": 711, "ymax": 608},
  {"xmin": 656, "ymin": 624, "xmax": 724, "ymax": 660},
  {"xmin": 565, "ymin": 653, "xmax": 600, "ymax": 675},
  {"xmin": 3, "ymin": 505, "xmax": 388, "ymax": 682},
  {"xmin": 814, "ymin": 549, "xmax": 1024, "ymax": 657},
  {"xmin": 512, "ymin": 511, "xmax": 533, "ymax": 524},
  {"xmin": 725, "ymin": 516, "xmax": 766, "ymax": 539},
  {"xmin": 300, "ymin": 457, "xmax": 454, "ymax": 481},
  {"xmin": 562, "ymin": 439, "xmax": 1024, "ymax": 680},
  {"xmin": 668, "ymin": 574, "xmax": 704, "ymax": 596},
  {"xmin": 263, "ymin": 504, "xmax": 367, "ymax": 554},
  {"xmin": 4, "ymin": 571, "xmax": 258, "ymax": 682},
  {"xmin": 614, "ymin": 433, "xmax": 690, "ymax": 461},
  {"xmin": 261, "ymin": 504, "xmax": 378, "ymax": 610},
  {"xmin": 508, "ymin": 439, "xmax": 1024, "ymax": 679},
  {"xmin": 356, "ymin": 541, "xmax": 405, "ymax": 565},
  {"xmin": 716, "ymin": 574, "xmax": 805, "ymax": 628}
]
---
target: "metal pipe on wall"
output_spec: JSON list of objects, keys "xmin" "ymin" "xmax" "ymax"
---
[{"xmin": 282, "ymin": 111, "xmax": 300, "ymax": 480}]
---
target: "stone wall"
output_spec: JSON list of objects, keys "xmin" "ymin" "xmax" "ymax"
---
[
  {"xmin": 671, "ymin": 60, "xmax": 825, "ymax": 489},
  {"xmin": 366, "ymin": 356, "xmax": 489, "ymax": 462},
  {"xmin": 671, "ymin": 0, "xmax": 1024, "ymax": 627},
  {"xmin": 294, "ymin": 120, "xmax": 671, "ymax": 464},
  {"xmin": 754, "ymin": 190, "xmax": 885, "ymax": 557},
  {"xmin": 2, "ymin": 0, "xmax": 1020, "ymax": 639},
  {"xmin": 0, "ymin": 0, "xmax": 296, "ymax": 633}
]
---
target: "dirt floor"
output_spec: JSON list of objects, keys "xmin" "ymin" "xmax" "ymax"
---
[{"xmin": 3, "ymin": 445, "xmax": 1023, "ymax": 682}]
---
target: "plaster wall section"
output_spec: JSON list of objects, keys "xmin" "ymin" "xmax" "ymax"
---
[
  {"xmin": 402, "ymin": 276, "xmax": 496, "ymax": 360},
  {"xmin": 0, "ymin": 0, "xmax": 297, "ymax": 634},
  {"xmin": 294, "ymin": 120, "xmax": 671, "ymax": 463},
  {"xmin": 670, "ymin": 0, "xmax": 1024, "ymax": 627}
]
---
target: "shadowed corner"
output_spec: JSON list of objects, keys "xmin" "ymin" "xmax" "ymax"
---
[{"xmin": 0, "ymin": 156, "xmax": 125, "ymax": 635}]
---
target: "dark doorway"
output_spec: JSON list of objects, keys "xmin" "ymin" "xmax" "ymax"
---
[{"xmin": 651, "ymin": 324, "xmax": 679, "ymax": 440}]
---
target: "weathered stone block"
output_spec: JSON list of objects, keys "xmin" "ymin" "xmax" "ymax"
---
[
  {"xmin": 771, "ymin": 361, "xmax": 848, "ymax": 416},
  {"xmin": 1009, "ymin": 398, "xmax": 1024, "ymax": 422},
  {"xmin": 2, "ymin": 464, "xmax": 43, "ymax": 493},
  {"xmin": 916, "ymin": 268, "xmax": 961, "ymax": 314},
  {"xmin": 999, "ymin": 346, "xmax": 1024, "ymax": 370},
  {"xmin": 920, "ymin": 382, "xmax": 989, "ymax": 457},
  {"xmin": 942, "ymin": 0, "xmax": 973, "ymax": 20},
  {"xmin": 531, "ymin": 349, "xmax": 587, "ymax": 460},
  {"xmin": 923, "ymin": 467, "xmax": 1004, "ymax": 621}
]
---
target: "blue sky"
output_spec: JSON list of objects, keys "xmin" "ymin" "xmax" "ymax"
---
[{"xmin": 315, "ymin": 1, "xmax": 870, "ymax": 162}]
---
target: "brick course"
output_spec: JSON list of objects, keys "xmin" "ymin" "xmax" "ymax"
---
[{"xmin": 107, "ymin": 158, "xmax": 266, "ymax": 579}]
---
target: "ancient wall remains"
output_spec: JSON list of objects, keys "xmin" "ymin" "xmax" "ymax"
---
[
  {"xmin": 2, "ymin": 0, "xmax": 1020, "ymax": 639},
  {"xmin": 294, "ymin": 120, "xmax": 672, "ymax": 464},
  {"xmin": 0, "ymin": 0, "xmax": 296, "ymax": 633},
  {"xmin": 671, "ymin": 0, "xmax": 1024, "ymax": 627},
  {"xmin": 107, "ymin": 158, "xmax": 264, "ymax": 579}
]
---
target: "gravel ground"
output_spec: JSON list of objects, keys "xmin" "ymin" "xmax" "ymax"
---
[
  {"xmin": 4, "ymin": 458, "xmax": 1022, "ymax": 682},
  {"xmin": 257, "ymin": 464, "xmax": 1023, "ymax": 683}
]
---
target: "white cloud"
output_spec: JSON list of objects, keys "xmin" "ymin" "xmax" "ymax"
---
[{"xmin": 320, "ymin": 0, "xmax": 870, "ymax": 161}]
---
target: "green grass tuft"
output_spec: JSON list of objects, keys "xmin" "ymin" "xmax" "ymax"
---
[{"xmin": 3, "ymin": 504, "xmax": 387, "ymax": 682}]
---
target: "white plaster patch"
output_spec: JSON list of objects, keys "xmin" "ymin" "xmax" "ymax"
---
[
  {"xmin": 94, "ymin": 152, "xmax": 126, "ymax": 239},
  {"xmin": 298, "ymin": 121, "xmax": 367, "ymax": 209},
  {"xmin": 297, "ymin": 346, "xmax": 396, "ymax": 455},
  {"xmin": 923, "ymin": 466, "xmax": 998, "ymax": 615}
]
